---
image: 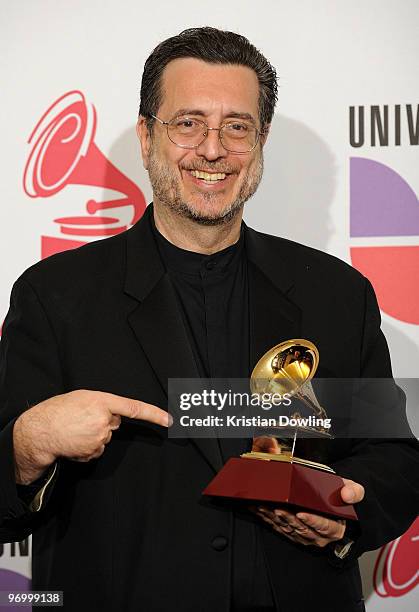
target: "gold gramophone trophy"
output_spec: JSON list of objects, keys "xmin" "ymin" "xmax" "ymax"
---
[{"xmin": 203, "ymin": 339, "xmax": 357, "ymax": 520}]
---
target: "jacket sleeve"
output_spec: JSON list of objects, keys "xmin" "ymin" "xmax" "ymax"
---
[
  {"xmin": 330, "ymin": 278, "xmax": 419, "ymax": 564},
  {"xmin": 0, "ymin": 275, "xmax": 64, "ymax": 542}
]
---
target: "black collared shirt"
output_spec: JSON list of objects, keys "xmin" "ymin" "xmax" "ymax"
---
[{"xmin": 152, "ymin": 217, "xmax": 275, "ymax": 611}]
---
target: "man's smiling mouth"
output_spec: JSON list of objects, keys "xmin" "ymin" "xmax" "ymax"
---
[{"xmin": 189, "ymin": 170, "xmax": 229, "ymax": 183}]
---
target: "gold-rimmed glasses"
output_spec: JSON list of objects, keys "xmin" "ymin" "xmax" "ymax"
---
[{"xmin": 150, "ymin": 114, "xmax": 261, "ymax": 154}]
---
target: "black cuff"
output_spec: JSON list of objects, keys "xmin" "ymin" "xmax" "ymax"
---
[{"xmin": 16, "ymin": 466, "xmax": 56, "ymax": 506}]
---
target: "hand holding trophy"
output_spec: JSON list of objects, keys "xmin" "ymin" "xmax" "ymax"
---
[{"xmin": 203, "ymin": 339, "xmax": 358, "ymax": 521}]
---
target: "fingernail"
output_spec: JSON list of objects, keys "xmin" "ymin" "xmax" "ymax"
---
[
  {"xmin": 345, "ymin": 489, "xmax": 355, "ymax": 502},
  {"xmin": 297, "ymin": 513, "xmax": 308, "ymax": 522},
  {"xmin": 166, "ymin": 413, "xmax": 173, "ymax": 427}
]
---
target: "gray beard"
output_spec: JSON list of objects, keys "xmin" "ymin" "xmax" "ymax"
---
[{"xmin": 147, "ymin": 148, "xmax": 264, "ymax": 226}]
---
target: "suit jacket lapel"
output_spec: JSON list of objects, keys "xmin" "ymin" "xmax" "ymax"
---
[
  {"xmin": 245, "ymin": 226, "xmax": 302, "ymax": 370},
  {"xmin": 124, "ymin": 206, "xmax": 223, "ymax": 472}
]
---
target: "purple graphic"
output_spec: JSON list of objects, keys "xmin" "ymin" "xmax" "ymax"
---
[
  {"xmin": 0, "ymin": 569, "xmax": 30, "ymax": 610},
  {"xmin": 350, "ymin": 157, "xmax": 419, "ymax": 237}
]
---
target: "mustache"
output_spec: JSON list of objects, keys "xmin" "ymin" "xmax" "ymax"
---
[{"xmin": 181, "ymin": 163, "xmax": 238, "ymax": 174}]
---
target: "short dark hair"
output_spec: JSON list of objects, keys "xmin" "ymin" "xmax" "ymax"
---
[{"xmin": 139, "ymin": 27, "xmax": 278, "ymax": 132}]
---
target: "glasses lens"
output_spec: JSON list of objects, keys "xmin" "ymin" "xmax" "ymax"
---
[
  {"xmin": 168, "ymin": 117, "xmax": 206, "ymax": 147},
  {"xmin": 220, "ymin": 122, "xmax": 258, "ymax": 152}
]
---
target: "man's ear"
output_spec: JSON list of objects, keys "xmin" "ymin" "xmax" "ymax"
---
[
  {"xmin": 260, "ymin": 124, "xmax": 271, "ymax": 147},
  {"xmin": 136, "ymin": 116, "xmax": 152, "ymax": 170}
]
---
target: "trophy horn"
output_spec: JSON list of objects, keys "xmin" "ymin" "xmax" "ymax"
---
[{"xmin": 251, "ymin": 339, "xmax": 330, "ymax": 433}]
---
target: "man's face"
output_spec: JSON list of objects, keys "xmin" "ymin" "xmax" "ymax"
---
[{"xmin": 138, "ymin": 57, "xmax": 266, "ymax": 225}]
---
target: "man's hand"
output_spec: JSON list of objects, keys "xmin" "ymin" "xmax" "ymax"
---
[
  {"xmin": 13, "ymin": 390, "xmax": 170, "ymax": 484},
  {"xmin": 253, "ymin": 478, "xmax": 364, "ymax": 547}
]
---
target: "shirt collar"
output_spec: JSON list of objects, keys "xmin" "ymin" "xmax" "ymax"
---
[{"xmin": 151, "ymin": 214, "xmax": 245, "ymax": 276}]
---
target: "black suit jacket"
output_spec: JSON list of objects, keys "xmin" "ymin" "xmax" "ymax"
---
[{"xmin": 0, "ymin": 205, "xmax": 417, "ymax": 612}]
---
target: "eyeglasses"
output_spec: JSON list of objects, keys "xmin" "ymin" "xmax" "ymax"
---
[{"xmin": 150, "ymin": 114, "xmax": 262, "ymax": 154}]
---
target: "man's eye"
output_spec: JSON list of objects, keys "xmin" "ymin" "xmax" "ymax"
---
[
  {"xmin": 224, "ymin": 123, "xmax": 249, "ymax": 133},
  {"xmin": 175, "ymin": 119, "xmax": 197, "ymax": 129}
]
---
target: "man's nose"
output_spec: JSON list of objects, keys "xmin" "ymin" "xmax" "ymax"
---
[{"xmin": 195, "ymin": 128, "xmax": 228, "ymax": 161}]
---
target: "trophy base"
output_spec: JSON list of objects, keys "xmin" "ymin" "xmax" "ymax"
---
[
  {"xmin": 241, "ymin": 450, "xmax": 336, "ymax": 473},
  {"xmin": 202, "ymin": 456, "xmax": 358, "ymax": 521}
]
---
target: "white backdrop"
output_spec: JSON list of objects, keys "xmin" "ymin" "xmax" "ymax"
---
[{"xmin": 1, "ymin": 1, "xmax": 418, "ymax": 609}]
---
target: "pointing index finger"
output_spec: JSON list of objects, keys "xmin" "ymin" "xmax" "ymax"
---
[{"xmin": 102, "ymin": 393, "xmax": 171, "ymax": 427}]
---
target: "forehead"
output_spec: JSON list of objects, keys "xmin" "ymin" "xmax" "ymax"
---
[{"xmin": 159, "ymin": 57, "xmax": 260, "ymax": 121}]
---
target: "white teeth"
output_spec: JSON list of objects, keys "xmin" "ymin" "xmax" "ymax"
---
[{"xmin": 190, "ymin": 170, "xmax": 227, "ymax": 181}]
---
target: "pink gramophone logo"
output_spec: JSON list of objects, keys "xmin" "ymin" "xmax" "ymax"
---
[
  {"xmin": 23, "ymin": 90, "xmax": 146, "ymax": 259},
  {"xmin": 373, "ymin": 516, "xmax": 418, "ymax": 598}
]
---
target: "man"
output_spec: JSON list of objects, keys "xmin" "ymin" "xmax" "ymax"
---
[{"xmin": 0, "ymin": 27, "xmax": 417, "ymax": 612}]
